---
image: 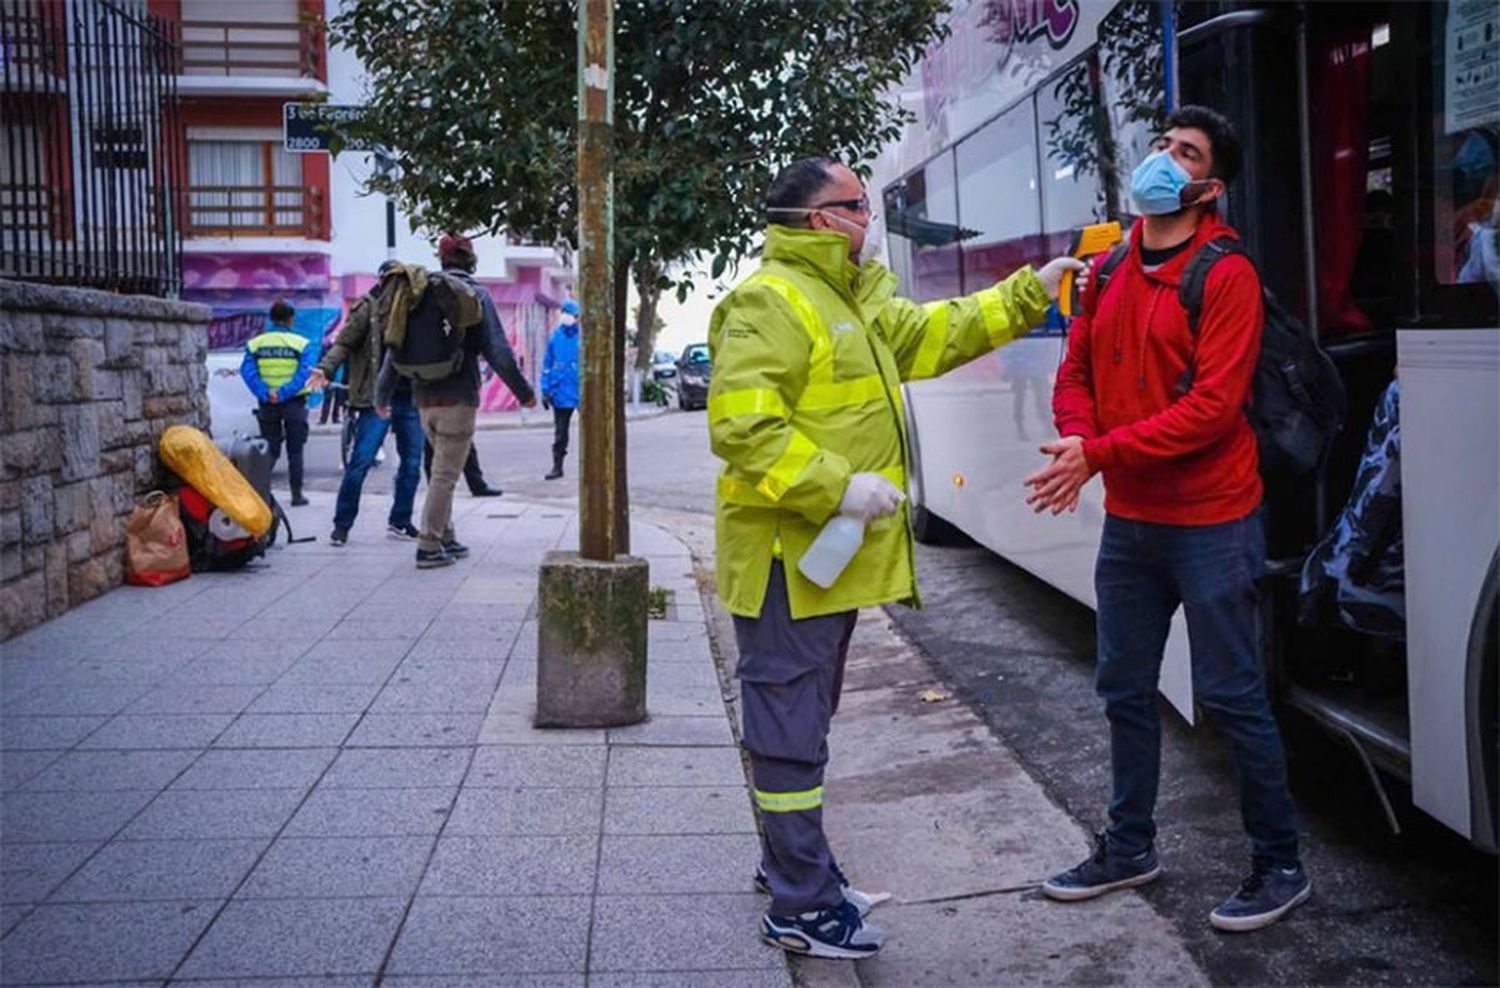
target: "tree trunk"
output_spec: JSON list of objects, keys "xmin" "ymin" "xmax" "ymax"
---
[
  {"xmin": 612, "ymin": 248, "xmax": 633, "ymax": 555},
  {"xmin": 632, "ymin": 256, "xmax": 664, "ymax": 372}
]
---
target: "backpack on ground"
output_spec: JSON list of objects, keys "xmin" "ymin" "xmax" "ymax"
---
[
  {"xmin": 391, "ymin": 278, "xmax": 468, "ymax": 382},
  {"xmin": 1093, "ymin": 236, "xmax": 1347, "ymax": 475},
  {"xmin": 178, "ymin": 484, "xmax": 267, "ymax": 571}
]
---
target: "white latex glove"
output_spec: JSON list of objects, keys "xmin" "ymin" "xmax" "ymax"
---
[
  {"xmin": 1036, "ymin": 256, "xmax": 1089, "ymax": 301},
  {"xmin": 839, "ymin": 472, "xmax": 905, "ymax": 522}
]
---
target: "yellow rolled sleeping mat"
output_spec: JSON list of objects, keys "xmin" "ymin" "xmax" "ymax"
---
[{"xmin": 158, "ymin": 425, "xmax": 273, "ymax": 538}]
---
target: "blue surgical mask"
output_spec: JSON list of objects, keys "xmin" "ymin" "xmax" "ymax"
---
[{"xmin": 1129, "ymin": 150, "xmax": 1192, "ymax": 216}]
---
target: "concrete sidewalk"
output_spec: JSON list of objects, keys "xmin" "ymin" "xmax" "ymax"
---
[{"xmin": 0, "ymin": 492, "xmax": 789, "ymax": 987}]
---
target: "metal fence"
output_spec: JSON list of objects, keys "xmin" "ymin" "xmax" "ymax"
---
[{"xmin": 1, "ymin": 0, "xmax": 182, "ymax": 296}]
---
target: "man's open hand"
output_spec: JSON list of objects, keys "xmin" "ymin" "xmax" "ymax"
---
[{"xmin": 1023, "ymin": 435, "xmax": 1092, "ymax": 514}]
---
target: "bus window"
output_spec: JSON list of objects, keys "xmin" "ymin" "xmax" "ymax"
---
[
  {"xmin": 1036, "ymin": 58, "xmax": 1110, "ymax": 247},
  {"xmin": 955, "ymin": 102, "xmax": 1043, "ymax": 293},
  {"xmin": 882, "ymin": 151, "xmax": 962, "ymax": 303},
  {"xmin": 1430, "ymin": 3, "xmax": 1499, "ymax": 303},
  {"xmin": 1310, "ymin": 7, "xmax": 1408, "ymax": 337},
  {"xmin": 1097, "ymin": 0, "xmax": 1167, "ymax": 221}
]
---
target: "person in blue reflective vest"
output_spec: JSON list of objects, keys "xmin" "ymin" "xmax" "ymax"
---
[
  {"xmin": 240, "ymin": 298, "xmax": 317, "ymax": 506},
  {"xmin": 540, "ymin": 299, "xmax": 581, "ymax": 480}
]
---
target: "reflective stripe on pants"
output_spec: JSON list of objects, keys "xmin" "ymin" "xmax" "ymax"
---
[{"xmin": 734, "ymin": 562, "xmax": 857, "ymax": 916}]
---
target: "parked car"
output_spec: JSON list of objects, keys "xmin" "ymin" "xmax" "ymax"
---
[
  {"xmin": 676, "ymin": 343, "xmax": 711, "ymax": 410},
  {"xmin": 651, "ymin": 349, "xmax": 678, "ymax": 383}
]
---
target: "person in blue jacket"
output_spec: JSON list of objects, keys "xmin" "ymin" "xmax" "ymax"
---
[
  {"xmin": 240, "ymin": 298, "xmax": 318, "ymax": 506},
  {"xmin": 540, "ymin": 299, "xmax": 581, "ymax": 480}
]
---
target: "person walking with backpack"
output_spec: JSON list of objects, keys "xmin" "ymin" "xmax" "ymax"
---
[
  {"xmin": 240, "ymin": 298, "xmax": 317, "ymax": 507},
  {"xmin": 374, "ymin": 235, "xmax": 536, "ymax": 569},
  {"xmin": 1025, "ymin": 106, "xmax": 1310, "ymax": 932},
  {"xmin": 540, "ymin": 299, "xmax": 581, "ymax": 480},
  {"xmin": 308, "ymin": 259, "xmax": 426, "ymax": 546}
]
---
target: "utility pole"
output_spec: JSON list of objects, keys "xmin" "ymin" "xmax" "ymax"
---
[{"xmin": 534, "ymin": 0, "xmax": 647, "ymax": 729}]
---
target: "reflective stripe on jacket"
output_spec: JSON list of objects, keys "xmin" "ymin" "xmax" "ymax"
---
[
  {"xmin": 708, "ymin": 225, "xmax": 1051, "ymax": 620},
  {"xmin": 244, "ymin": 330, "xmax": 313, "ymax": 398}
]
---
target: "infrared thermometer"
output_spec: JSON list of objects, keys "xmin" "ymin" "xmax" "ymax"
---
[{"xmin": 1058, "ymin": 221, "xmax": 1123, "ymax": 317}]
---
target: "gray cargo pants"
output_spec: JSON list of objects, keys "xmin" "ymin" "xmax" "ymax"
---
[{"xmin": 734, "ymin": 562, "xmax": 858, "ymax": 917}]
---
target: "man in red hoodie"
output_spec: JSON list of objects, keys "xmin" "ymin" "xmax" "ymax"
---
[{"xmin": 1026, "ymin": 106, "xmax": 1309, "ymax": 932}]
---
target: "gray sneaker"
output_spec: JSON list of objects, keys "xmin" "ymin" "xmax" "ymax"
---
[
  {"xmin": 1042, "ymin": 832, "xmax": 1162, "ymax": 901},
  {"xmin": 1210, "ymin": 863, "xmax": 1311, "ymax": 932}
]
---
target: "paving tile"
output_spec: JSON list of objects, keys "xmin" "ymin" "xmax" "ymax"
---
[
  {"xmin": 0, "ymin": 901, "xmax": 33, "ymax": 938},
  {"xmin": 176, "ymin": 898, "xmax": 406, "ymax": 979},
  {"xmin": 174, "ymin": 977, "xmax": 371, "ymax": 987},
  {"xmin": 298, "ymin": 638, "xmax": 414, "ymax": 662},
  {"xmin": 589, "ymin": 972, "xmax": 791, "ymax": 988},
  {"xmin": 49, "ymin": 838, "xmax": 266, "ymax": 902},
  {"xmin": 606, "ymin": 715, "xmax": 734, "ymax": 747},
  {"xmin": 1, "ymin": 790, "xmax": 157, "ymax": 843},
  {"xmin": 386, "ymin": 895, "xmax": 589, "ymax": 976},
  {"xmin": 418, "ymin": 619, "xmax": 523, "ymax": 643},
  {"xmin": 239, "ymin": 835, "xmax": 434, "ymax": 899},
  {"xmin": 319, "ymin": 747, "xmax": 471, "ymax": 789},
  {"xmin": 125, "ymin": 685, "xmax": 265, "ymax": 716},
  {"xmin": 603, "ymin": 787, "xmax": 757, "ymax": 836},
  {"xmin": 0, "ymin": 750, "xmax": 63, "ymax": 791},
  {"xmin": 325, "ymin": 619, "xmax": 426, "ymax": 641},
  {"xmin": 1, "ymin": 841, "xmax": 100, "ymax": 902},
  {"xmin": 121, "ymin": 788, "xmax": 309, "ymax": 840},
  {"xmin": 404, "ymin": 638, "xmax": 511, "ymax": 662},
  {"xmin": 606, "ymin": 746, "xmax": 747, "ymax": 788},
  {"xmin": 214, "ymin": 713, "xmax": 362, "ymax": 749},
  {"xmin": 420, "ymin": 835, "xmax": 597, "ymax": 896},
  {"xmin": 77, "ymin": 713, "xmax": 235, "ymax": 750},
  {"xmin": 642, "ymin": 687, "xmax": 727, "ymax": 717},
  {"xmin": 370, "ymin": 682, "xmax": 498, "ymax": 715},
  {"xmin": 385, "ymin": 977, "xmax": 582, "ymax": 988},
  {"xmin": 246, "ymin": 683, "xmax": 382, "ymax": 715},
  {"xmin": 344, "ymin": 714, "xmax": 484, "ymax": 747},
  {"xmin": 171, "ymin": 749, "xmax": 336, "ymax": 791},
  {"xmin": 597, "ymin": 834, "xmax": 761, "ymax": 894},
  {"xmin": 387, "ymin": 658, "xmax": 503, "ymax": 688},
  {"xmin": 282, "ymin": 787, "xmax": 456, "ymax": 837},
  {"xmin": 466, "ymin": 746, "xmax": 606, "ymax": 788},
  {"xmin": 0, "ymin": 899, "xmax": 218, "ymax": 983},
  {"xmin": 589, "ymin": 893, "xmax": 782, "ymax": 973},
  {"xmin": 166, "ymin": 651, "xmax": 305, "ymax": 686},
  {"xmin": 2, "ymin": 685, "xmax": 144, "ymax": 717},
  {"xmin": 274, "ymin": 653, "xmax": 406, "ymax": 685},
  {"xmin": 444, "ymin": 788, "xmax": 602, "ymax": 836},
  {"xmin": 20, "ymin": 749, "xmax": 198, "ymax": 792},
  {"xmin": 0, "ymin": 715, "xmax": 107, "ymax": 751}
]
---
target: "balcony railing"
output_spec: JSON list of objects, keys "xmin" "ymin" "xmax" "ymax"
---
[
  {"xmin": 185, "ymin": 184, "xmax": 323, "ymax": 239},
  {"xmin": 178, "ymin": 19, "xmax": 321, "ymax": 79}
]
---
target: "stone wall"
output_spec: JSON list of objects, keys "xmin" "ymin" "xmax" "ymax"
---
[{"xmin": 1, "ymin": 280, "xmax": 212, "ymax": 640}]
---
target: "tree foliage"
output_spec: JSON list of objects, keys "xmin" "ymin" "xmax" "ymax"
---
[{"xmin": 331, "ymin": 0, "xmax": 950, "ymax": 324}]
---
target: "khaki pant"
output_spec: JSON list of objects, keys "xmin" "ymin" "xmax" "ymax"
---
[{"xmin": 417, "ymin": 404, "xmax": 477, "ymax": 552}]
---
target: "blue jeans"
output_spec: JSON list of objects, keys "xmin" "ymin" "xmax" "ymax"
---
[
  {"xmin": 332, "ymin": 393, "xmax": 423, "ymax": 532},
  {"xmin": 1094, "ymin": 510, "xmax": 1300, "ymax": 868}
]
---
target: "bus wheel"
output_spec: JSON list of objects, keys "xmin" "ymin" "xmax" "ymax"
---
[{"xmin": 911, "ymin": 505, "xmax": 971, "ymax": 547}]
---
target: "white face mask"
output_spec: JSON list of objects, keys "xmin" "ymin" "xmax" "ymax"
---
[
  {"xmin": 560, "ymin": 314, "xmax": 577, "ymax": 326},
  {"xmin": 767, "ymin": 206, "xmax": 878, "ymax": 263},
  {"xmin": 856, "ymin": 211, "xmax": 885, "ymax": 265}
]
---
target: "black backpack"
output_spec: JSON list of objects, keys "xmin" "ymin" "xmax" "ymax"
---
[
  {"xmin": 392, "ymin": 282, "xmax": 467, "ymax": 382},
  {"xmin": 1094, "ymin": 237, "xmax": 1346, "ymax": 475}
]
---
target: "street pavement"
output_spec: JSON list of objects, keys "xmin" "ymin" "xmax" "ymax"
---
[{"xmin": 0, "ymin": 489, "xmax": 790, "ymax": 987}]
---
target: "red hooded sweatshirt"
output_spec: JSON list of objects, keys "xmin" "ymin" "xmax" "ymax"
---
[{"xmin": 1052, "ymin": 214, "xmax": 1263, "ymax": 526}]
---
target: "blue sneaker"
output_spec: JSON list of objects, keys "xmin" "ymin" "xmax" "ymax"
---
[
  {"xmin": 1210, "ymin": 862, "xmax": 1311, "ymax": 932},
  {"xmin": 1041, "ymin": 832, "xmax": 1162, "ymax": 901},
  {"xmin": 761, "ymin": 899, "xmax": 883, "ymax": 960},
  {"xmin": 754, "ymin": 864, "xmax": 877, "ymax": 916}
]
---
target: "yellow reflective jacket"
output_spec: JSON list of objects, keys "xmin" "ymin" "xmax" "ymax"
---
[{"xmin": 708, "ymin": 225, "xmax": 1051, "ymax": 620}]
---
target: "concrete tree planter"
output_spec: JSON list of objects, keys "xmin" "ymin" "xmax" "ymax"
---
[{"xmin": 535, "ymin": 550, "xmax": 649, "ymax": 728}]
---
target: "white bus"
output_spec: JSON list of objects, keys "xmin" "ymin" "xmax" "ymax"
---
[{"xmin": 872, "ymin": 0, "xmax": 1498, "ymax": 851}]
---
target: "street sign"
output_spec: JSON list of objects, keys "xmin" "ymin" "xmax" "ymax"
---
[{"xmin": 283, "ymin": 103, "xmax": 372, "ymax": 153}]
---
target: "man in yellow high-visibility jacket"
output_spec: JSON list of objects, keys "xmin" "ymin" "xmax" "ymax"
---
[
  {"xmin": 240, "ymin": 298, "xmax": 318, "ymax": 506},
  {"xmin": 709, "ymin": 157, "xmax": 1084, "ymax": 960}
]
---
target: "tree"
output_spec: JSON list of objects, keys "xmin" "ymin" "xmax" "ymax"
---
[{"xmin": 330, "ymin": 0, "xmax": 950, "ymax": 369}]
